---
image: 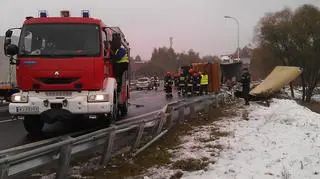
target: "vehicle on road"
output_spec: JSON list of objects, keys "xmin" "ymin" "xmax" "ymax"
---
[
  {"xmin": 129, "ymin": 80, "xmax": 138, "ymax": 90},
  {"xmin": 3, "ymin": 10, "xmax": 130, "ymax": 135},
  {"xmin": 136, "ymin": 77, "xmax": 153, "ymax": 90},
  {"xmin": 150, "ymin": 76, "xmax": 160, "ymax": 87},
  {"xmin": 0, "ymin": 82, "xmax": 19, "ymax": 102}
]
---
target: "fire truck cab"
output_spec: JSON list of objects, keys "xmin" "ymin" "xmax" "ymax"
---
[{"xmin": 3, "ymin": 10, "xmax": 130, "ymax": 135}]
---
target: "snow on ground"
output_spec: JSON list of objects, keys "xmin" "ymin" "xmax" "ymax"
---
[
  {"xmin": 144, "ymin": 99, "xmax": 320, "ymax": 179},
  {"xmin": 313, "ymin": 95, "xmax": 320, "ymax": 102}
]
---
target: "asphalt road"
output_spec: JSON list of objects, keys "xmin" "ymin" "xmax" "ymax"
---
[{"xmin": 0, "ymin": 89, "xmax": 178, "ymax": 151}]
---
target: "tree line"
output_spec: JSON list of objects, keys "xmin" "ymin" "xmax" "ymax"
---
[
  {"xmin": 131, "ymin": 46, "xmax": 252, "ymax": 78},
  {"xmin": 131, "ymin": 4, "xmax": 320, "ymax": 102},
  {"xmin": 132, "ymin": 48, "xmax": 218, "ymax": 77},
  {"xmin": 250, "ymin": 4, "xmax": 320, "ymax": 102}
]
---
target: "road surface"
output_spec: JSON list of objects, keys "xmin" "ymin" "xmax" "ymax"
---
[{"xmin": 0, "ymin": 89, "xmax": 179, "ymax": 151}]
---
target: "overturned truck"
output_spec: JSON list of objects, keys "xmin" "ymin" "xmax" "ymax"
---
[
  {"xmin": 192, "ymin": 62, "xmax": 221, "ymax": 93},
  {"xmin": 235, "ymin": 66, "xmax": 303, "ymax": 102}
]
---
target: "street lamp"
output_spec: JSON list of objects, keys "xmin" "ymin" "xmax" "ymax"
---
[{"xmin": 224, "ymin": 15, "xmax": 240, "ymax": 61}]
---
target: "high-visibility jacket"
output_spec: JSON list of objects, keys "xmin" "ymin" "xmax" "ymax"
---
[
  {"xmin": 179, "ymin": 76, "xmax": 186, "ymax": 83},
  {"xmin": 113, "ymin": 48, "xmax": 129, "ymax": 63},
  {"xmin": 200, "ymin": 74, "xmax": 208, "ymax": 85}
]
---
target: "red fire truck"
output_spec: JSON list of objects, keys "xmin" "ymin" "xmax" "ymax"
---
[{"xmin": 3, "ymin": 10, "xmax": 130, "ymax": 135}]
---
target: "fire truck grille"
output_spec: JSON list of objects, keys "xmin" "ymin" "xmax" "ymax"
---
[
  {"xmin": 45, "ymin": 91, "xmax": 72, "ymax": 97},
  {"xmin": 37, "ymin": 78, "xmax": 79, "ymax": 85}
]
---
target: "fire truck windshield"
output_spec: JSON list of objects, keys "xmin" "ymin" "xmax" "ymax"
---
[{"xmin": 18, "ymin": 24, "xmax": 100, "ymax": 57}]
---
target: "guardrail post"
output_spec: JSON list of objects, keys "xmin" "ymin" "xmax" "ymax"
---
[
  {"xmin": 132, "ymin": 122, "xmax": 145, "ymax": 151},
  {"xmin": 178, "ymin": 105, "xmax": 185, "ymax": 123},
  {"xmin": 0, "ymin": 160, "xmax": 9, "ymax": 179},
  {"xmin": 156, "ymin": 112, "xmax": 166, "ymax": 134},
  {"xmin": 168, "ymin": 110, "xmax": 175, "ymax": 128},
  {"xmin": 209, "ymin": 97, "xmax": 215, "ymax": 110},
  {"xmin": 100, "ymin": 128, "xmax": 116, "ymax": 165},
  {"xmin": 151, "ymin": 118, "xmax": 160, "ymax": 135},
  {"xmin": 56, "ymin": 138, "xmax": 72, "ymax": 179},
  {"xmin": 189, "ymin": 104, "xmax": 197, "ymax": 119},
  {"xmin": 215, "ymin": 94, "xmax": 220, "ymax": 108},
  {"xmin": 220, "ymin": 93, "xmax": 226, "ymax": 105},
  {"xmin": 204, "ymin": 101, "xmax": 210, "ymax": 114}
]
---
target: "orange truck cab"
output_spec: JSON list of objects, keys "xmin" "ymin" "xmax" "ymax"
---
[{"xmin": 3, "ymin": 10, "xmax": 130, "ymax": 135}]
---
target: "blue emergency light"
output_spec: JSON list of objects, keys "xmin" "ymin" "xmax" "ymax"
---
[
  {"xmin": 39, "ymin": 10, "xmax": 48, "ymax": 18},
  {"xmin": 82, "ymin": 10, "xmax": 90, "ymax": 18}
]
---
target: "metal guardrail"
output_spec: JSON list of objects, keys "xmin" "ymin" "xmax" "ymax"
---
[{"xmin": 0, "ymin": 93, "xmax": 226, "ymax": 179}]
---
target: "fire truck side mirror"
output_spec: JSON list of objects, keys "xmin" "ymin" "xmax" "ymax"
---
[
  {"xmin": 5, "ymin": 44, "xmax": 18, "ymax": 56},
  {"xmin": 103, "ymin": 40, "xmax": 109, "ymax": 49},
  {"xmin": 4, "ymin": 39, "xmax": 11, "ymax": 56},
  {"xmin": 4, "ymin": 39, "xmax": 11, "ymax": 46},
  {"xmin": 5, "ymin": 30, "xmax": 13, "ymax": 38}
]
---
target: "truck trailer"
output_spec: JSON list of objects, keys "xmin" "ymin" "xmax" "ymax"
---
[{"xmin": 3, "ymin": 10, "xmax": 130, "ymax": 135}]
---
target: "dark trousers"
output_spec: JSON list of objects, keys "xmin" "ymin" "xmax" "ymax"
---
[
  {"xmin": 187, "ymin": 84, "xmax": 193, "ymax": 95},
  {"xmin": 200, "ymin": 84, "xmax": 208, "ymax": 95},
  {"xmin": 164, "ymin": 84, "xmax": 172, "ymax": 93},
  {"xmin": 243, "ymin": 88, "xmax": 250, "ymax": 105},
  {"xmin": 114, "ymin": 62, "xmax": 129, "ymax": 93},
  {"xmin": 194, "ymin": 84, "xmax": 200, "ymax": 95},
  {"xmin": 178, "ymin": 84, "xmax": 185, "ymax": 95}
]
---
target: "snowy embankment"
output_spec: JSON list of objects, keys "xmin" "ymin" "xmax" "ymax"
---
[{"xmin": 144, "ymin": 99, "xmax": 320, "ymax": 179}]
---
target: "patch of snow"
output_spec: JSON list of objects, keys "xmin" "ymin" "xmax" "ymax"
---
[
  {"xmin": 144, "ymin": 99, "xmax": 320, "ymax": 179},
  {"xmin": 172, "ymin": 126, "xmax": 214, "ymax": 159},
  {"xmin": 312, "ymin": 95, "xmax": 320, "ymax": 102},
  {"xmin": 184, "ymin": 99, "xmax": 320, "ymax": 179},
  {"xmin": 144, "ymin": 167, "xmax": 182, "ymax": 179}
]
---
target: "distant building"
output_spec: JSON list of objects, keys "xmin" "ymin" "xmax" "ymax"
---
[
  {"xmin": 219, "ymin": 55, "xmax": 242, "ymax": 84},
  {"xmin": 230, "ymin": 46, "xmax": 252, "ymax": 69},
  {"xmin": 129, "ymin": 60, "xmax": 147, "ymax": 80},
  {"xmin": 220, "ymin": 55, "xmax": 241, "ymax": 64},
  {"xmin": 241, "ymin": 57, "xmax": 251, "ymax": 69}
]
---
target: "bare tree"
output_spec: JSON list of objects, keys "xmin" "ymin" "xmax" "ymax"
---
[{"xmin": 254, "ymin": 4, "xmax": 320, "ymax": 102}]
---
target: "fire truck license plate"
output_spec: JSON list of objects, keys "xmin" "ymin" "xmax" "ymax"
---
[{"xmin": 16, "ymin": 106, "xmax": 39, "ymax": 113}]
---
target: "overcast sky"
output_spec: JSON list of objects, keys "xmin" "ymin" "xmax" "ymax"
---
[{"xmin": 1, "ymin": 0, "xmax": 319, "ymax": 60}]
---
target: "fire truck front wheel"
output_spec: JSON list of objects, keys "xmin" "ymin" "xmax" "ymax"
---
[
  {"xmin": 119, "ymin": 101, "xmax": 128, "ymax": 117},
  {"xmin": 23, "ymin": 115, "xmax": 44, "ymax": 135},
  {"xmin": 103, "ymin": 92, "xmax": 119, "ymax": 126}
]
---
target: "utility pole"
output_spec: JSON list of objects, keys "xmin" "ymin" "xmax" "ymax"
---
[{"xmin": 169, "ymin": 37, "xmax": 173, "ymax": 49}]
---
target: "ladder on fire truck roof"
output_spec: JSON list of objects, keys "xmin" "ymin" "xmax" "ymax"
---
[{"xmin": 107, "ymin": 26, "xmax": 129, "ymax": 49}]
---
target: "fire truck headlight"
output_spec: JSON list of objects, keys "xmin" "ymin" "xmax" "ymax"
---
[
  {"xmin": 88, "ymin": 94, "xmax": 109, "ymax": 102},
  {"xmin": 11, "ymin": 94, "xmax": 28, "ymax": 103}
]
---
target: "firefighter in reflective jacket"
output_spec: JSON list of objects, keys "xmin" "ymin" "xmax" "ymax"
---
[
  {"xmin": 178, "ymin": 72, "xmax": 186, "ymax": 96},
  {"xmin": 186, "ymin": 69, "xmax": 194, "ymax": 96},
  {"xmin": 110, "ymin": 33, "xmax": 129, "ymax": 94},
  {"xmin": 200, "ymin": 72, "xmax": 208, "ymax": 95}
]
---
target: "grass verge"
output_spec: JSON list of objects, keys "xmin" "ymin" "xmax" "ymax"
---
[{"xmin": 89, "ymin": 102, "xmax": 240, "ymax": 179}]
